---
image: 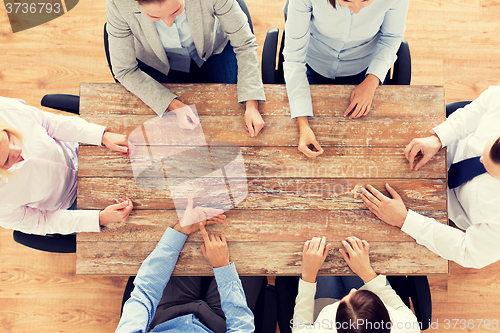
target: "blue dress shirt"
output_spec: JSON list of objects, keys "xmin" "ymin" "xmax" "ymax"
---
[
  {"xmin": 115, "ymin": 227, "xmax": 254, "ymax": 332},
  {"xmin": 283, "ymin": 0, "xmax": 410, "ymax": 118},
  {"xmin": 154, "ymin": 11, "xmax": 204, "ymax": 73}
]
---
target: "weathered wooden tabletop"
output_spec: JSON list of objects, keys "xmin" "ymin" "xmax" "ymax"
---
[{"xmin": 76, "ymin": 82, "xmax": 448, "ymax": 275}]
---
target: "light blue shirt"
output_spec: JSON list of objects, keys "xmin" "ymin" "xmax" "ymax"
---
[
  {"xmin": 283, "ymin": 0, "xmax": 409, "ymax": 118},
  {"xmin": 115, "ymin": 227, "xmax": 255, "ymax": 332},
  {"xmin": 154, "ymin": 11, "xmax": 204, "ymax": 73}
]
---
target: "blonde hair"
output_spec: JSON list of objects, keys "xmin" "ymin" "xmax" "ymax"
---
[{"xmin": 0, "ymin": 120, "xmax": 24, "ymax": 179}]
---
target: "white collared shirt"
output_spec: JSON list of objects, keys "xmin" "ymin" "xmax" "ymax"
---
[
  {"xmin": 402, "ymin": 86, "xmax": 500, "ymax": 268},
  {"xmin": 154, "ymin": 11, "xmax": 204, "ymax": 73},
  {"xmin": 0, "ymin": 97, "xmax": 105, "ymax": 235},
  {"xmin": 283, "ymin": 0, "xmax": 409, "ymax": 118}
]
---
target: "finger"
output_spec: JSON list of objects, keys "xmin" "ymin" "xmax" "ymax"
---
[
  {"xmin": 199, "ymin": 222, "xmax": 210, "ymax": 243},
  {"xmin": 299, "ymin": 145, "xmax": 322, "ymax": 158},
  {"xmin": 414, "ymin": 154, "xmax": 432, "ymax": 171},
  {"xmin": 323, "ymin": 243, "xmax": 332, "ymax": 259},
  {"xmin": 200, "ymin": 243, "xmax": 207, "ymax": 258},
  {"xmin": 361, "ymin": 240, "xmax": 370, "ymax": 251},
  {"xmin": 209, "ymin": 233, "xmax": 216, "ymax": 243},
  {"xmin": 312, "ymin": 139, "xmax": 324, "ymax": 154},
  {"xmin": 220, "ymin": 234, "xmax": 227, "ymax": 244},
  {"xmin": 303, "ymin": 240, "xmax": 310, "ymax": 253},
  {"xmin": 253, "ymin": 121, "xmax": 265, "ymax": 136},
  {"xmin": 404, "ymin": 140, "xmax": 415, "ymax": 161},
  {"xmin": 348, "ymin": 237, "xmax": 361, "ymax": 252},
  {"xmin": 407, "ymin": 145, "xmax": 422, "ymax": 171},
  {"xmin": 344, "ymin": 101, "xmax": 356, "ymax": 117},
  {"xmin": 342, "ymin": 240, "xmax": 354, "ymax": 256},
  {"xmin": 319, "ymin": 236, "xmax": 327, "ymax": 252},
  {"xmin": 350, "ymin": 103, "xmax": 364, "ymax": 119},
  {"xmin": 361, "ymin": 193, "xmax": 380, "ymax": 213},
  {"xmin": 187, "ymin": 108, "xmax": 200, "ymax": 125},
  {"xmin": 246, "ymin": 119, "xmax": 255, "ymax": 137},
  {"xmin": 339, "ymin": 248, "xmax": 350, "ymax": 264},
  {"xmin": 362, "ymin": 103, "xmax": 372, "ymax": 117},
  {"xmin": 366, "ymin": 184, "xmax": 386, "ymax": 201},
  {"xmin": 360, "ymin": 188, "xmax": 380, "ymax": 207},
  {"xmin": 201, "ymin": 207, "xmax": 225, "ymax": 219},
  {"xmin": 385, "ymin": 183, "xmax": 401, "ymax": 200},
  {"xmin": 110, "ymin": 200, "xmax": 129, "ymax": 210}
]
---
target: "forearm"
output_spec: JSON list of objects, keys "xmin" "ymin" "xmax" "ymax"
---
[
  {"xmin": 292, "ymin": 279, "xmax": 316, "ymax": 332},
  {"xmin": 116, "ymin": 228, "xmax": 187, "ymax": 332},
  {"xmin": 214, "ymin": 263, "xmax": 255, "ymax": 332}
]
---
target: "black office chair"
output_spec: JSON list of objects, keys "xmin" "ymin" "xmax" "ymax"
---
[
  {"xmin": 104, "ymin": 0, "xmax": 254, "ymax": 80},
  {"xmin": 12, "ymin": 93, "xmax": 80, "ymax": 254},
  {"xmin": 275, "ymin": 275, "xmax": 432, "ymax": 332},
  {"xmin": 262, "ymin": 27, "xmax": 412, "ymax": 85},
  {"xmin": 446, "ymin": 100, "xmax": 472, "ymax": 118},
  {"xmin": 121, "ymin": 275, "xmax": 277, "ymax": 333}
]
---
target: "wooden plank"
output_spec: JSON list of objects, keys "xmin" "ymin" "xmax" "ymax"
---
[
  {"xmin": 77, "ymin": 178, "xmax": 447, "ymax": 211},
  {"xmin": 80, "ymin": 83, "xmax": 445, "ymax": 118},
  {"xmin": 82, "ymin": 113, "xmax": 445, "ymax": 148},
  {"xmin": 76, "ymin": 241, "xmax": 449, "ymax": 275},
  {"xmin": 77, "ymin": 146, "xmax": 447, "ymax": 178},
  {"xmin": 77, "ymin": 209, "xmax": 448, "ymax": 243}
]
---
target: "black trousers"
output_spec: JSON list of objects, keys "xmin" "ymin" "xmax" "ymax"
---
[{"xmin": 148, "ymin": 275, "xmax": 265, "ymax": 332}]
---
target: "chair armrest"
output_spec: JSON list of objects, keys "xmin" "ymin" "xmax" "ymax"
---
[
  {"xmin": 13, "ymin": 231, "xmax": 76, "ymax": 253},
  {"xmin": 262, "ymin": 28, "xmax": 280, "ymax": 84},
  {"xmin": 41, "ymin": 94, "xmax": 80, "ymax": 114}
]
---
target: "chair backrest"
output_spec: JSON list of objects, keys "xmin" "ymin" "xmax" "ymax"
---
[
  {"xmin": 235, "ymin": 0, "xmax": 253, "ymax": 33},
  {"xmin": 446, "ymin": 101, "xmax": 472, "ymax": 118},
  {"xmin": 13, "ymin": 231, "xmax": 76, "ymax": 253}
]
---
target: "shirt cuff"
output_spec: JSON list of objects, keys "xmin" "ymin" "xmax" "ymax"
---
[
  {"xmin": 298, "ymin": 278, "xmax": 317, "ymax": 294},
  {"xmin": 433, "ymin": 121, "xmax": 455, "ymax": 148},
  {"xmin": 82, "ymin": 123, "xmax": 107, "ymax": 146},
  {"xmin": 290, "ymin": 98, "xmax": 314, "ymax": 119},
  {"xmin": 366, "ymin": 62, "xmax": 387, "ymax": 84},
  {"xmin": 213, "ymin": 262, "xmax": 239, "ymax": 284},
  {"xmin": 401, "ymin": 209, "xmax": 424, "ymax": 240},
  {"xmin": 159, "ymin": 227, "xmax": 188, "ymax": 252},
  {"xmin": 361, "ymin": 274, "xmax": 386, "ymax": 290},
  {"xmin": 79, "ymin": 210, "xmax": 101, "ymax": 232}
]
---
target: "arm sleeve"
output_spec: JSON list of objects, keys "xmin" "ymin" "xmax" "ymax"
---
[
  {"xmin": 291, "ymin": 278, "xmax": 316, "ymax": 332},
  {"xmin": 19, "ymin": 102, "xmax": 105, "ymax": 145},
  {"xmin": 0, "ymin": 206, "xmax": 100, "ymax": 235},
  {"xmin": 214, "ymin": 0, "xmax": 266, "ymax": 104},
  {"xmin": 283, "ymin": 0, "xmax": 313, "ymax": 119},
  {"xmin": 402, "ymin": 210, "xmax": 500, "ymax": 269},
  {"xmin": 116, "ymin": 228, "xmax": 188, "ymax": 333},
  {"xmin": 106, "ymin": 0, "xmax": 177, "ymax": 116},
  {"xmin": 433, "ymin": 86, "xmax": 497, "ymax": 147},
  {"xmin": 366, "ymin": 0, "xmax": 409, "ymax": 82},
  {"xmin": 213, "ymin": 263, "xmax": 255, "ymax": 332},
  {"xmin": 360, "ymin": 275, "xmax": 420, "ymax": 332}
]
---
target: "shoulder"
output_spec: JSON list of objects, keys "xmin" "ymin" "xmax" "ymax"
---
[{"xmin": 107, "ymin": 0, "xmax": 141, "ymax": 14}]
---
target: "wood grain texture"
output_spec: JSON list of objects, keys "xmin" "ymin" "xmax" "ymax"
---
[
  {"xmin": 77, "ymin": 146, "xmax": 447, "ymax": 178},
  {"xmin": 76, "ymin": 209, "xmax": 448, "ymax": 243},
  {"xmin": 2, "ymin": 0, "xmax": 500, "ymax": 331},
  {"xmin": 76, "ymin": 241, "xmax": 448, "ymax": 275}
]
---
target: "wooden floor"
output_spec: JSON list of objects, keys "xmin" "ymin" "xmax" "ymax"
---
[{"xmin": 1, "ymin": 0, "xmax": 500, "ymax": 332}]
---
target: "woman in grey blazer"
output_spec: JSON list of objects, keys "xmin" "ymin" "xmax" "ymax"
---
[{"xmin": 106, "ymin": 0, "xmax": 266, "ymax": 136}]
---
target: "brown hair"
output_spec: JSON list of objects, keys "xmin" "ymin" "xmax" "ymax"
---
[
  {"xmin": 0, "ymin": 121, "xmax": 24, "ymax": 179},
  {"xmin": 490, "ymin": 136, "xmax": 500, "ymax": 165},
  {"xmin": 336, "ymin": 290, "xmax": 391, "ymax": 333},
  {"xmin": 327, "ymin": 0, "xmax": 337, "ymax": 8},
  {"xmin": 135, "ymin": 0, "xmax": 165, "ymax": 5}
]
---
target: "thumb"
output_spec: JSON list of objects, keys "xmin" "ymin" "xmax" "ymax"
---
[
  {"xmin": 185, "ymin": 195, "xmax": 194, "ymax": 214},
  {"xmin": 385, "ymin": 183, "xmax": 401, "ymax": 200},
  {"xmin": 414, "ymin": 154, "xmax": 432, "ymax": 171},
  {"xmin": 323, "ymin": 244, "xmax": 332, "ymax": 259},
  {"xmin": 110, "ymin": 200, "xmax": 128, "ymax": 210},
  {"xmin": 312, "ymin": 139, "xmax": 324, "ymax": 153},
  {"xmin": 339, "ymin": 249, "xmax": 350, "ymax": 265},
  {"xmin": 246, "ymin": 118, "xmax": 255, "ymax": 137}
]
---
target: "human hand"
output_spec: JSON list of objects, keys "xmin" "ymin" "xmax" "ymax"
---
[
  {"xmin": 297, "ymin": 117, "xmax": 324, "ymax": 158},
  {"xmin": 339, "ymin": 236, "xmax": 377, "ymax": 283},
  {"xmin": 244, "ymin": 100, "xmax": 265, "ymax": 137},
  {"xmin": 173, "ymin": 196, "xmax": 226, "ymax": 235},
  {"xmin": 301, "ymin": 236, "xmax": 332, "ymax": 283},
  {"xmin": 200, "ymin": 223, "xmax": 230, "ymax": 268},
  {"xmin": 99, "ymin": 198, "xmax": 134, "ymax": 228},
  {"xmin": 344, "ymin": 74, "xmax": 380, "ymax": 119},
  {"xmin": 168, "ymin": 100, "xmax": 200, "ymax": 130},
  {"xmin": 360, "ymin": 184, "xmax": 408, "ymax": 228},
  {"xmin": 404, "ymin": 134, "xmax": 442, "ymax": 171},
  {"xmin": 102, "ymin": 132, "xmax": 135, "ymax": 157}
]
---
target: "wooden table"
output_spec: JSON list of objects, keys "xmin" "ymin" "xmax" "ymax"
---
[{"xmin": 76, "ymin": 83, "xmax": 448, "ymax": 275}]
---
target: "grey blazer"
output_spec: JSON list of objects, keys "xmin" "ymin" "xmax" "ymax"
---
[{"xmin": 106, "ymin": 0, "xmax": 266, "ymax": 116}]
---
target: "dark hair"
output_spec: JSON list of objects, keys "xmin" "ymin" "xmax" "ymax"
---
[
  {"xmin": 336, "ymin": 290, "xmax": 391, "ymax": 333},
  {"xmin": 327, "ymin": 0, "xmax": 337, "ymax": 8},
  {"xmin": 490, "ymin": 136, "xmax": 500, "ymax": 165}
]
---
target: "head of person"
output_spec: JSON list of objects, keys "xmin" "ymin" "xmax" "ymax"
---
[
  {"xmin": 335, "ymin": 289, "xmax": 391, "ymax": 333},
  {"xmin": 0, "ymin": 121, "xmax": 23, "ymax": 178},
  {"xmin": 136, "ymin": 0, "xmax": 185, "ymax": 27},
  {"xmin": 328, "ymin": 0, "xmax": 374, "ymax": 14},
  {"xmin": 480, "ymin": 134, "xmax": 500, "ymax": 180}
]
